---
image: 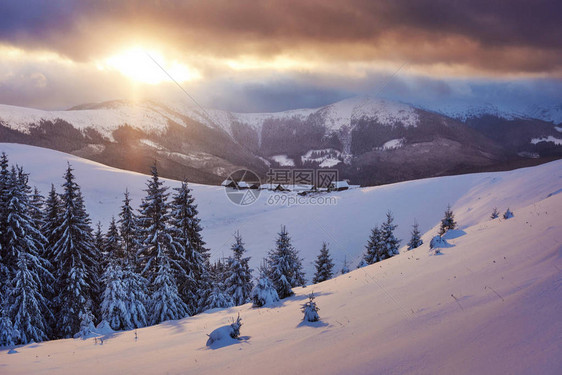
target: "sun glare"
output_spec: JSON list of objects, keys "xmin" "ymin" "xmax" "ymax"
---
[{"xmin": 99, "ymin": 48, "xmax": 201, "ymax": 84}]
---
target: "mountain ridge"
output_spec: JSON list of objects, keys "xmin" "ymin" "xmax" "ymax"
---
[{"xmin": 1, "ymin": 96, "xmax": 561, "ymax": 186}]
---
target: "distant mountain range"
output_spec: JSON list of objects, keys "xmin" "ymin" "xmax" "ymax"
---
[{"xmin": 1, "ymin": 96, "xmax": 561, "ymax": 186}]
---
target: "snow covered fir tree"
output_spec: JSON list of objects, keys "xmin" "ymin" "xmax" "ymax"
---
[
  {"xmin": 301, "ymin": 293, "xmax": 320, "ymax": 322},
  {"xmin": 439, "ymin": 204, "xmax": 457, "ymax": 235},
  {"xmin": 138, "ymin": 165, "xmax": 189, "ymax": 324},
  {"xmin": 265, "ymin": 226, "xmax": 306, "ymax": 299},
  {"xmin": 224, "ymin": 231, "xmax": 253, "ymax": 306},
  {"xmin": 1, "ymin": 164, "xmax": 52, "ymax": 345},
  {"xmin": 407, "ymin": 221, "xmax": 423, "ymax": 250},
  {"xmin": 51, "ymin": 164, "xmax": 100, "ymax": 338},
  {"xmin": 169, "ymin": 180, "xmax": 210, "ymax": 315},
  {"xmin": 312, "ymin": 242, "xmax": 334, "ymax": 284},
  {"xmin": 202, "ymin": 260, "xmax": 234, "ymax": 310},
  {"xmin": 364, "ymin": 211, "xmax": 400, "ymax": 265},
  {"xmin": 251, "ymin": 265, "xmax": 279, "ymax": 307}
]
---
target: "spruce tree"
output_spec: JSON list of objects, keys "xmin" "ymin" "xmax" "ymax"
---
[
  {"xmin": 117, "ymin": 190, "xmax": 148, "ymax": 329},
  {"xmin": 4, "ymin": 167, "xmax": 52, "ymax": 344},
  {"xmin": 51, "ymin": 164, "xmax": 99, "ymax": 338},
  {"xmin": 105, "ymin": 217, "xmax": 123, "ymax": 260},
  {"xmin": 101, "ymin": 258, "xmax": 130, "ymax": 330},
  {"xmin": 138, "ymin": 165, "xmax": 188, "ymax": 324},
  {"xmin": 251, "ymin": 265, "xmax": 279, "ymax": 307},
  {"xmin": 118, "ymin": 190, "xmax": 141, "ymax": 266},
  {"xmin": 301, "ymin": 293, "xmax": 320, "ymax": 322},
  {"xmin": 0, "ymin": 305, "xmax": 16, "ymax": 347},
  {"xmin": 340, "ymin": 255, "xmax": 350, "ymax": 275},
  {"xmin": 224, "ymin": 231, "xmax": 253, "ymax": 306},
  {"xmin": 364, "ymin": 225, "xmax": 383, "ymax": 264},
  {"xmin": 313, "ymin": 242, "xmax": 334, "ymax": 284},
  {"xmin": 94, "ymin": 222, "xmax": 105, "ymax": 257},
  {"xmin": 407, "ymin": 220, "xmax": 423, "ymax": 250},
  {"xmin": 169, "ymin": 180, "xmax": 210, "ymax": 315},
  {"xmin": 123, "ymin": 266, "xmax": 149, "ymax": 329},
  {"xmin": 381, "ymin": 211, "xmax": 400, "ymax": 258},
  {"xmin": 202, "ymin": 260, "xmax": 234, "ymax": 310},
  {"xmin": 490, "ymin": 207, "xmax": 500, "ymax": 220},
  {"xmin": 439, "ymin": 204, "xmax": 457, "ymax": 236},
  {"xmin": 42, "ymin": 184, "xmax": 63, "ymax": 260},
  {"xmin": 9, "ymin": 252, "xmax": 51, "ymax": 344},
  {"xmin": 0, "ymin": 152, "xmax": 10, "ymax": 287},
  {"xmin": 41, "ymin": 184, "xmax": 63, "ymax": 337},
  {"xmin": 266, "ymin": 226, "xmax": 306, "ymax": 299},
  {"xmin": 28, "ymin": 187, "xmax": 44, "ymax": 230}
]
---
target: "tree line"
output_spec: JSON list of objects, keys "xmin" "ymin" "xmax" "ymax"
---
[{"xmin": 0, "ymin": 152, "xmax": 430, "ymax": 347}]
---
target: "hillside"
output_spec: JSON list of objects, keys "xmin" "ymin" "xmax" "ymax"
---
[
  {"xmin": 0, "ymin": 143, "xmax": 560, "ymax": 374},
  {"xmin": 1, "ymin": 142, "xmax": 561, "ymax": 279}
]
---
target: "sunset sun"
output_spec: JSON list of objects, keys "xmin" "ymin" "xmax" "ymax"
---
[{"xmin": 100, "ymin": 47, "xmax": 201, "ymax": 84}]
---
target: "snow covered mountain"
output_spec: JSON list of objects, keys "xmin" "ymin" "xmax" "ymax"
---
[
  {"xmin": 1, "ymin": 143, "xmax": 560, "ymax": 374},
  {"xmin": 1, "ymin": 96, "xmax": 560, "ymax": 186}
]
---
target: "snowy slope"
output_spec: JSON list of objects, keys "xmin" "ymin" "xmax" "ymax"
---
[
  {"xmin": 0, "ymin": 102, "xmax": 188, "ymax": 140},
  {"xmin": 317, "ymin": 96, "xmax": 419, "ymax": 132},
  {"xmin": 1, "ymin": 142, "xmax": 561, "ymax": 280},
  {"xmin": 427, "ymin": 102, "xmax": 527, "ymax": 122},
  {"xmin": 0, "ymin": 96, "xmax": 418, "ymax": 142},
  {"xmin": 0, "ymin": 144, "xmax": 560, "ymax": 374}
]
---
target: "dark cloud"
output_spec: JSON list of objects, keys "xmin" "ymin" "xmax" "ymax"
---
[{"xmin": 1, "ymin": 0, "xmax": 561, "ymax": 74}]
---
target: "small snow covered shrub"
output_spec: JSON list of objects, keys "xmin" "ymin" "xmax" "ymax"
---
[
  {"xmin": 301, "ymin": 293, "xmax": 320, "ymax": 322},
  {"xmin": 490, "ymin": 207, "xmax": 500, "ymax": 219},
  {"xmin": 206, "ymin": 314, "xmax": 242, "ymax": 346},
  {"xmin": 430, "ymin": 235, "xmax": 446, "ymax": 249},
  {"xmin": 503, "ymin": 208, "xmax": 514, "ymax": 219}
]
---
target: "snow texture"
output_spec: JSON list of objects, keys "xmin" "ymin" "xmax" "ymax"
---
[{"xmin": 0, "ymin": 143, "xmax": 561, "ymax": 375}]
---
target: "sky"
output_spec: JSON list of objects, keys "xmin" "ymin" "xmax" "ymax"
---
[{"xmin": 0, "ymin": 0, "xmax": 561, "ymax": 112}]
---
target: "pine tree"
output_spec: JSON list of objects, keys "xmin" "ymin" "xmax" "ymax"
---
[
  {"xmin": 138, "ymin": 165, "xmax": 188, "ymax": 324},
  {"xmin": 202, "ymin": 260, "xmax": 234, "ymax": 310},
  {"xmin": 3, "ymin": 167, "xmax": 52, "ymax": 344},
  {"xmin": 224, "ymin": 231, "xmax": 253, "ymax": 306},
  {"xmin": 439, "ymin": 204, "xmax": 457, "ymax": 236},
  {"xmin": 251, "ymin": 265, "xmax": 279, "ymax": 307},
  {"xmin": 0, "ymin": 152, "xmax": 11, "ymax": 290},
  {"xmin": 503, "ymin": 208, "xmax": 514, "ymax": 219},
  {"xmin": 118, "ymin": 190, "xmax": 141, "ymax": 266},
  {"xmin": 9, "ymin": 252, "xmax": 51, "ymax": 344},
  {"xmin": 266, "ymin": 226, "xmax": 306, "ymax": 299},
  {"xmin": 51, "ymin": 164, "xmax": 99, "ymax": 338},
  {"xmin": 42, "ymin": 184, "xmax": 63, "ymax": 260},
  {"xmin": 381, "ymin": 211, "xmax": 401, "ymax": 258},
  {"xmin": 407, "ymin": 220, "xmax": 423, "ymax": 250},
  {"xmin": 28, "ymin": 187, "xmax": 44, "ymax": 230},
  {"xmin": 490, "ymin": 207, "xmax": 500, "ymax": 219},
  {"xmin": 0, "ymin": 304, "xmax": 16, "ymax": 347},
  {"xmin": 169, "ymin": 180, "xmax": 210, "ymax": 314},
  {"xmin": 117, "ymin": 190, "xmax": 148, "ymax": 329},
  {"xmin": 301, "ymin": 293, "xmax": 320, "ymax": 322},
  {"xmin": 364, "ymin": 225, "xmax": 383, "ymax": 264},
  {"xmin": 340, "ymin": 255, "xmax": 350, "ymax": 275},
  {"xmin": 105, "ymin": 217, "xmax": 123, "ymax": 260},
  {"xmin": 94, "ymin": 222, "xmax": 105, "ymax": 257},
  {"xmin": 149, "ymin": 257, "xmax": 190, "ymax": 323},
  {"xmin": 313, "ymin": 242, "xmax": 334, "ymax": 284},
  {"xmin": 101, "ymin": 259, "xmax": 131, "ymax": 330},
  {"xmin": 123, "ymin": 266, "xmax": 148, "ymax": 329},
  {"xmin": 41, "ymin": 184, "xmax": 63, "ymax": 337}
]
